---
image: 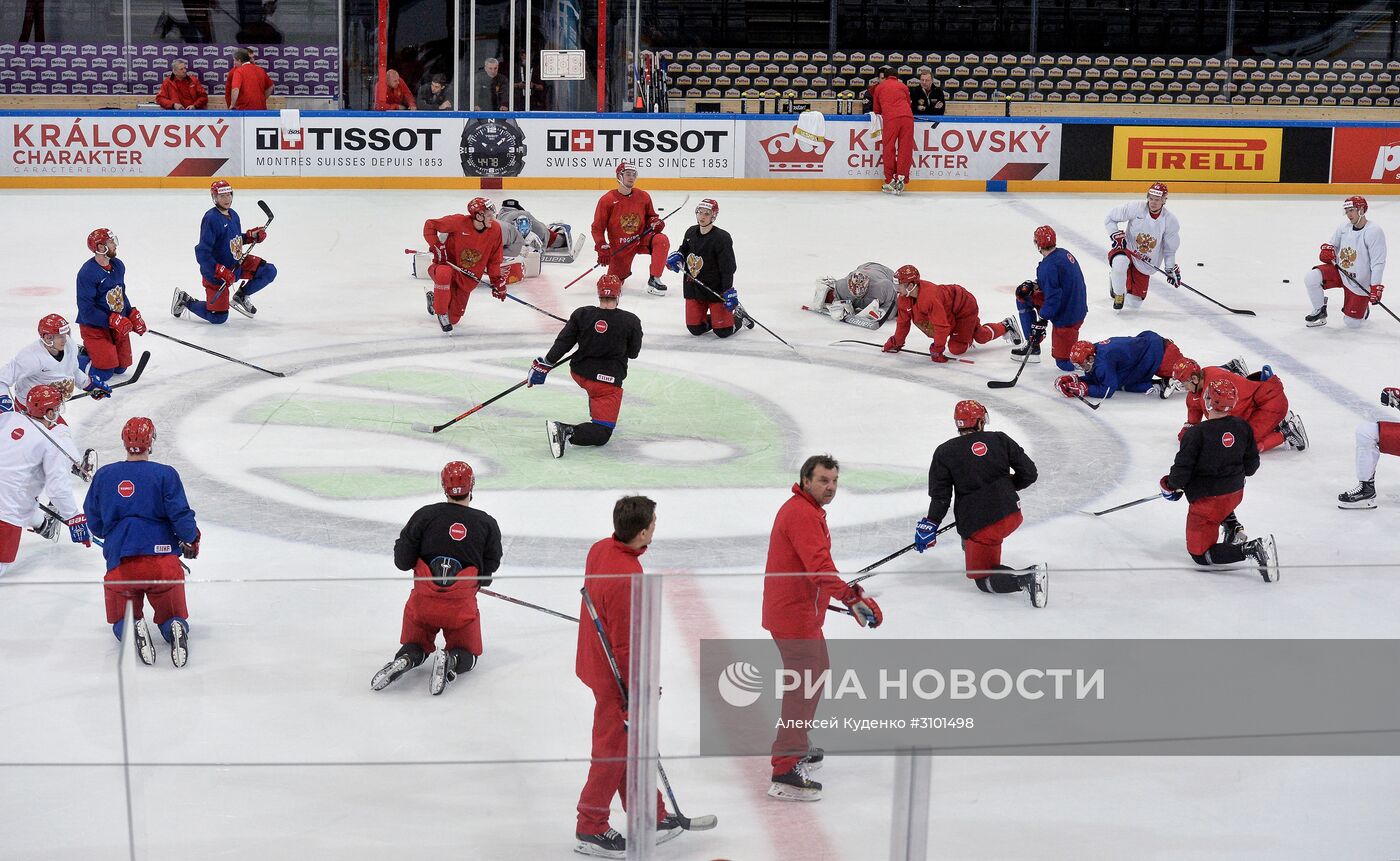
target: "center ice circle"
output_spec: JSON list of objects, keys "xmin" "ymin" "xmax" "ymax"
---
[{"xmin": 636, "ymin": 439, "xmax": 736, "ymax": 462}]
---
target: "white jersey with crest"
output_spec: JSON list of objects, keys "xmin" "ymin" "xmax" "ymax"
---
[
  {"xmin": 0, "ymin": 411, "xmax": 80, "ymax": 527},
  {"xmin": 1104, "ymin": 200, "xmax": 1181, "ymax": 275},
  {"xmin": 0, "ymin": 340, "xmax": 91, "ymax": 407},
  {"xmin": 1328, "ymin": 219, "xmax": 1387, "ymax": 295}
]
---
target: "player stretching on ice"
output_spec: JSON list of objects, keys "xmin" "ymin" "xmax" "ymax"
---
[
  {"xmin": 1015, "ymin": 225, "xmax": 1087, "ymax": 370},
  {"xmin": 372, "ymin": 460, "xmax": 500, "ymax": 694},
  {"xmin": 1, "ymin": 315, "xmax": 109, "ymax": 409},
  {"xmin": 883, "ymin": 265, "xmax": 1021, "ymax": 362},
  {"xmin": 77, "ymin": 229, "xmax": 147, "ymax": 390},
  {"xmin": 668, "ymin": 198, "xmax": 751, "ymax": 337},
  {"xmin": 85, "ymin": 417, "xmax": 199, "ymax": 666},
  {"xmin": 916, "ymin": 400, "xmax": 1046, "ymax": 607},
  {"xmin": 1105, "ymin": 182, "xmax": 1180, "ymax": 311},
  {"xmin": 1338, "ymin": 387, "xmax": 1400, "ymax": 509},
  {"xmin": 1302, "ymin": 196, "xmax": 1386, "ymax": 328},
  {"xmin": 172, "ymin": 181, "xmax": 277, "ymax": 323},
  {"xmin": 0, "ymin": 386, "xmax": 89, "ymax": 578},
  {"xmin": 419, "ymin": 196, "xmax": 506, "ymax": 335},
  {"xmin": 529, "ymin": 275, "xmax": 643, "ymax": 459},
  {"xmin": 1054, "ymin": 332, "xmax": 1190, "ymax": 401},
  {"xmin": 1159, "ymin": 378, "xmax": 1278, "ymax": 581},
  {"xmin": 592, "ymin": 162, "xmax": 671, "ymax": 295},
  {"xmin": 1172, "ymin": 360, "xmax": 1307, "ymax": 453},
  {"xmin": 809, "ymin": 262, "xmax": 898, "ymax": 329}
]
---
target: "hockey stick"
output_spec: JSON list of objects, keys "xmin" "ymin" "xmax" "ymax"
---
[
  {"xmin": 581, "ymin": 587, "xmax": 718, "ymax": 832},
  {"xmin": 70, "ymin": 351, "xmax": 150, "ymax": 400},
  {"xmin": 562, "ymin": 195, "xmax": 691, "ymax": 290},
  {"xmin": 684, "ymin": 272, "xmax": 799, "ymax": 354},
  {"xmin": 1076, "ymin": 393, "xmax": 1101, "ymax": 411},
  {"xmin": 411, "ymin": 350, "xmax": 577, "ymax": 434},
  {"xmin": 830, "ymin": 339, "xmax": 975, "ymax": 364},
  {"xmin": 211, "ymin": 200, "xmax": 275, "ymax": 307},
  {"xmin": 1082, "ymin": 493, "xmax": 1161, "ymax": 517},
  {"xmin": 405, "ymin": 250, "xmax": 569, "ymax": 324},
  {"xmin": 479, "ymin": 587, "xmax": 579, "ymax": 623},
  {"xmin": 1335, "ymin": 265, "xmax": 1400, "ymax": 325},
  {"xmin": 40, "ymin": 501, "xmax": 192, "ymax": 572},
  {"xmin": 847, "ymin": 526, "xmax": 958, "ymax": 587},
  {"xmin": 146, "ymin": 329, "xmax": 286, "ymax": 378},
  {"xmin": 1128, "ymin": 251, "xmax": 1256, "ymax": 316},
  {"xmin": 988, "ymin": 340, "xmax": 1033, "ymax": 389}
]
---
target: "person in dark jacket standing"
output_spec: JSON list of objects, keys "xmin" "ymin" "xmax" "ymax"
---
[
  {"xmin": 916, "ymin": 400, "xmax": 1046, "ymax": 607},
  {"xmin": 908, "ymin": 68, "xmax": 945, "ymax": 116},
  {"xmin": 666, "ymin": 197, "xmax": 751, "ymax": 337},
  {"xmin": 529, "ymin": 274, "xmax": 643, "ymax": 458},
  {"xmin": 1160, "ymin": 378, "xmax": 1278, "ymax": 581},
  {"xmin": 762, "ymin": 454, "xmax": 882, "ymax": 802},
  {"xmin": 371, "ymin": 460, "xmax": 503, "ymax": 694}
]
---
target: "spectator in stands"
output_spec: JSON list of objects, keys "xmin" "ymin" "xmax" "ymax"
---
[
  {"xmin": 870, "ymin": 66, "xmax": 916, "ymax": 194},
  {"xmin": 375, "ymin": 68, "xmax": 417, "ymax": 111},
  {"xmin": 909, "ymin": 68, "xmax": 946, "ymax": 116},
  {"xmin": 473, "ymin": 58, "xmax": 506, "ymax": 111},
  {"xmin": 156, "ymin": 60, "xmax": 209, "ymax": 110},
  {"xmin": 225, "ymin": 48, "xmax": 274, "ymax": 110},
  {"xmin": 418, "ymin": 72, "xmax": 453, "ymax": 111},
  {"xmin": 514, "ymin": 49, "xmax": 546, "ymax": 110}
]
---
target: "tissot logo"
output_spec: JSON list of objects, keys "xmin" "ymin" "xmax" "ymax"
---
[
  {"xmin": 544, "ymin": 128, "xmax": 727, "ymax": 153},
  {"xmin": 254, "ymin": 126, "xmax": 442, "ymax": 152}
]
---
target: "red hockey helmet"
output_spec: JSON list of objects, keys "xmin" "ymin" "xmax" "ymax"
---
[
  {"xmin": 467, "ymin": 197, "xmax": 492, "ymax": 218},
  {"xmin": 1068, "ymin": 340, "xmax": 1096, "ymax": 368},
  {"xmin": 86, "ymin": 228, "xmax": 117, "ymax": 256},
  {"xmin": 210, "ymin": 179, "xmax": 234, "ymax": 199},
  {"xmin": 122, "ymin": 417, "xmax": 156, "ymax": 454},
  {"xmin": 1147, "ymin": 182, "xmax": 1168, "ymax": 199},
  {"xmin": 25, "ymin": 384, "xmax": 63, "ymax": 419},
  {"xmin": 1170, "ymin": 358, "xmax": 1202, "ymax": 383},
  {"xmin": 615, "ymin": 161, "xmax": 637, "ymax": 180},
  {"xmin": 38, "ymin": 314, "xmax": 70, "ymax": 338},
  {"xmin": 1033, "ymin": 225, "xmax": 1057, "ymax": 249},
  {"xmin": 896, "ymin": 264, "xmax": 921, "ymax": 284},
  {"xmin": 696, "ymin": 198, "xmax": 719, "ymax": 218},
  {"xmin": 953, "ymin": 399, "xmax": 988, "ymax": 429},
  {"xmin": 441, "ymin": 460, "xmax": 475, "ymax": 497},
  {"xmin": 1204, "ymin": 378, "xmax": 1239, "ymax": 414},
  {"xmin": 597, "ymin": 274, "xmax": 623, "ymax": 299},
  {"xmin": 1343, "ymin": 195, "xmax": 1368, "ymax": 213},
  {"xmin": 848, "ymin": 270, "xmax": 870, "ymax": 298}
]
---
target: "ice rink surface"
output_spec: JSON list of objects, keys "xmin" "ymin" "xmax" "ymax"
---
[{"xmin": 2, "ymin": 187, "xmax": 1399, "ymax": 860}]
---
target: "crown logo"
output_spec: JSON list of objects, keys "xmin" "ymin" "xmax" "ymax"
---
[{"xmin": 759, "ymin": 127, "xmax": 834, "ymax": 172}]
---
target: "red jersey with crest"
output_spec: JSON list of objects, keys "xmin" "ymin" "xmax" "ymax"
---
[
  {"xmin": 891, "ymin": 280, "xmax": 979, "ymax": 352},
  {"xmin": 591, "ymin": 188, "xmax": 660, "ymax": 250},
  {"xmin": 423, "ymin": 215, "xmax": 504, "ymax": 286}
]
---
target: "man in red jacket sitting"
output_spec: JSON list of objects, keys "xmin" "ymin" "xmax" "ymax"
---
[
  {"xmin": 762, "ymin": 454, "xmax": 882, "ymax": 802},
  {"xmin": 156, "ymin": 59, "xmax": 208, "ymax": 110},
  {"xmin": 375, "ymin": 68, "xmax": 418, "ymax": 111},
  {"xmin": 870, "ymin": 66, "xmax": 915, "ymax": 194}
]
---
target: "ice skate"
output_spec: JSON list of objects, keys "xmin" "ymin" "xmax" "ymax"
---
[
  {"xmin": 574, "ymin": 828, "xmax": 625, "ymax": 858},
  {"xmin": 768, "ymin": 762, "xmax": 822, "ymax": 801},
  {"xmin": 891, "ymin": 175, "xmax": 906, "ymax": 195},
  {"xmin": 733, "ymin": 306, "xmax": 755, "ymax": 330},
  {"xmin": 166, "ymin": 619, "xmax": 188, "ymax": 668},
  {"xmin": 437, "ymin": 314, "xmax": 453, "ymax": 335},
  {"xmin": 1000, "ymin": 315, "xmax": 1024, "ymax": 346},
  {"xmin": 1245, "ymin": 534, "xmax": 1278, "ymax": 583},
  {"xmin": 1305, "ymin": 303, "xmax": 1327, "ymax": 327},
  {"xmin": 371, "ymin": 655, "xmax": 414, "ymax": 690},
  {"xmin": 170, "ymin": 287, "xmax": 191, "ymax": 319},
  {"xmin": 547, "ymin": 421, "xmax": 572, "ymax": 459},
  {"xmin": 657, "ymin": 814, "xmax": 684, "ymax": 844},
  {"xmin": 646, "ymin": 276, "xmax": 668, "ymax": 296},
  {"xmin": 429, "ymin": 649, "xmax": 455, "ymax": 696},
  {"xmin": 1279, "ymin": 411, "xmax": 1308, "ymax": 451},
  {"xmin": 1010, "ymin": 342, "xmax": 1041, "ymax": 363},
  {"xmin": 1148, "ymin": 379, "xmax": 1173, "ymax": 398},
  {"xmin": 1221, "ymin": 357, "xmax": 1250, "ymax": 377},
  {"xmin": 1222, "ymin": 514, "xmax": 1248, "ymax": 545},
  {"xmin": 1017, "ymin": 564, "xmax": 1048, "ymax": 608},
  {"xmin": 230, "ymin": 288, "xmax": 257, "ymax": 318},
  {"xmin": 800, "ymin": 745, "xmax": 825, "ymax": 770},
  {"xmin": 881, "ymin": 181, "xmax": 896, "ymax": 194},
  {"xmin": 1338, "ymin": 480, "xmax": 1377, "ymax": 510},
  {"xmin": 131, "ymin": 617, "xmax": 156, "ymax": 666}
]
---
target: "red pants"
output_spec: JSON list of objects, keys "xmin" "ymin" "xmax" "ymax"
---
[
  {"xmin": 400, "ymin": 592, "xmax": 483, "ymax": 655},
  {"xmin": 1315, "ymin": 264, "xmax": 1371, "ymax": 319},
  {"xmin": 1108, "ymin": 249, "xmax": 1152, "ymax": 299},
  {"xmin": 1186, "ymin": 490, "xmax": 1244, "ymax": 556},
  {"xmin": 1155, "ymin": 341, "xmax": 1185, "ymax": 377},
  {"xmin": 946, "ymin": 315, "xmax": 1005, "ymax": 355},
  {"xmin": 685, "ymin": 298, "xmax": 735, "ymax": 331},
  {"xmin": 575, "ymin": 687, "xmax": 666, "ymax": 834},
  {"xmin": 200, "ymin": 255, "xmax": 265, "ymax": 312},
  {"xmin": 104, "ymin": 555, "xmax": 188, "ymax": 625},
  {"xmin": 1248, "ymin": 377, "xmax": 1289, "ymax": 452},
  {"xmin": 607, "ymin": 233, "xmax": 670, "ymax": 281},
  {"xmin": 430, "ymin": 265, "xmax": 484, "ymax": 325},
  {"xmin": 770, "ymin": 633, "xmax": 830, "ymax": 774},
  {"xmin": 0, "ymin": 520, "xmax": 21, "ymax": 564},
  {"xmin": 1049, "ymin": 321, "xmax": 1082, "ymax": 363},
  {"xmin": 79, "ymin": 324, "xmax": 133, "ymax": 373},
  {"xmin": 1383, "ymin": 421, "xmax": 1400, "ymax": 456},
  {"xmin": 572, "ymin": 372, "xmax": 623, "ymax": 426},
  {"xmin": 963, "ymin": 511, "xmax": 1024, "ymax": 576},
  {"xmin": 881, "ymin": 115, "xmax": 914, "ymax": 183}
]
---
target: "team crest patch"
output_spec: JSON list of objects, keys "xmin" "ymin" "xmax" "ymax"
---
[
  {"xmin": 620, "ymin": 213, "xmax": 641, "ymax": 235},
  {"xmin": 1221, "ymin": 432, "xmax": 1235, "ymax": 448},
  {"xmin": 104, "ymin": 285, "xmax": 126, "ymax": 313},
  {"xmin": 594, "ymin": 320, "xmax": 609, "ymax": 334},
  {"xmin": 449, "ymin": 522, "xmax": 467, "ymax": 541},
  {"xmin": 1134, "ymin": 233, "xmax": 1157, "ymax": 256},
  {"xmin": 1340, "ymin": 247, "xmax": 1358, "ymax": 270},
  {"xmin": 230, "ymin": 235, "xmax": 244, "ymax": 258},
  {"xmin": 971, "ymin": 441, "xmax": 988, "ymax": 457},
  {"xmin": 461, "ymin": 248, "xmax": 482, "ymax": 267},
  {"xmin": 10, "ymin": 427, "xmax": 23, "ymax": 440},
  {"xmin": 117, "ymin": 480, "xmax": 135, "ymax": 497},
  {"xmin": 686, "ymin": 253, "xmax": 704, "ymax": 278}
]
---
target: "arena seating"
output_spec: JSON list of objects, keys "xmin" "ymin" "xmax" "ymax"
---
[{"xmin": 659, "ymin": 50, "xmax": 1400, "ymax": 108}]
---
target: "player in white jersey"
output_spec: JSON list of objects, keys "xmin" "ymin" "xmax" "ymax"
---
[
  {"xmin": 0, "ymin": 314, "xmax": 108, "ymax": 413},
  {"xmin": 809, "ymin": 262, "xmax": 899, "ymax": 329},
  {"xmin": 0, "ymin": 385, "xmax": 91, "ymax": 577},
  {"xmin": 1303, "ymin": 195, "xmax": 1387, "ymax": 328},
  {"xmin": 1104, "ymin": 182, "xmax": 1181, "ymax": 311}
]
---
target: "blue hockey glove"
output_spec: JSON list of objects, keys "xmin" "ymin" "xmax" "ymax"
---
[
  {"xmin": 914, "ymin": 518, "xmax": 939, "ymax": 552},
  {"xmin": 665, "ymin": 251, "xmax": 684, "ymax": 273},
  {"xmin": 0, "ymin": 393, "xmax": 11, "ymax": 412},
  {"xmin": 528, "ymin": 357, "xmax": 553, "ymax": 387},
  {"xmin": 721, "ymin": 288, "xmax": 739, "ymax": 311},
  {"xmin": 66, "ymin": 513, "xmax": 91, "ymax": 546},
  {"xmin": 1159, "ymin": 475, "xmax": 1183, "ymax": 502}
]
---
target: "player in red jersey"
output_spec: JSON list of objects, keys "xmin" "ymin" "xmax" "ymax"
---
[
  {"xmin": 882, "ymin": 265, "xmax": 1022, "ymax": 362},
  {"xmin": 591, "ymin": 162, "xmax": 672, "ymax": 296},
  {"xmin": 1172, "ymin": 360, "xmax": 1307, "ymax": 453},
  {"xmin": 422, "ymin": 197, "xmax": 505, "ymax": 335}
]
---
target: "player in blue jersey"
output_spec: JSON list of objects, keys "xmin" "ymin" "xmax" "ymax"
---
[
  {"xmin": 171, "ymin": 180, "xmax": 276, "ymax": 324},
  {"xmin": 1053, "ymin": 331, "xmax": 1191, "ymax": 401},
  {"xmin": 1013, "ymin": 225, "xmax": 1088, "ymax": 371},
  {"xmin": 75, "ymin": 229, "xmax": 148, "ymax": 389},
  {"xmin": 84, "ymin": 417, "xmax": 200, "ymax": 667}
]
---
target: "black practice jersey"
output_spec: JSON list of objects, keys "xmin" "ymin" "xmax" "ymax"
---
[
  {"xmin": 545, "ymin": 305, "xmax": 643, "ymax": 386},
  {"xmin": 927, "ymin": 430, "xmax": 1038, "ymax": 538},
  {"xmin": 1168, "ymin": 416, "xmax": 1260, "ymax": 502},
  {"xmin": 394, "ymin": 501, "xmax": 502, "ymax": 591},
  {"xmin": 678, "ymin": 224, "xmax": 736, "ymax": 301}
]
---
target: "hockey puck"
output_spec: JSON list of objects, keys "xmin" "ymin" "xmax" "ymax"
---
[
  {"xmin": 1196, "ymin": 262, "xmax": 1205, "ymax": 267},
  {"xmin": 1283, "ymin": 279, "xmax": 1291, "ymax": 283}
]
